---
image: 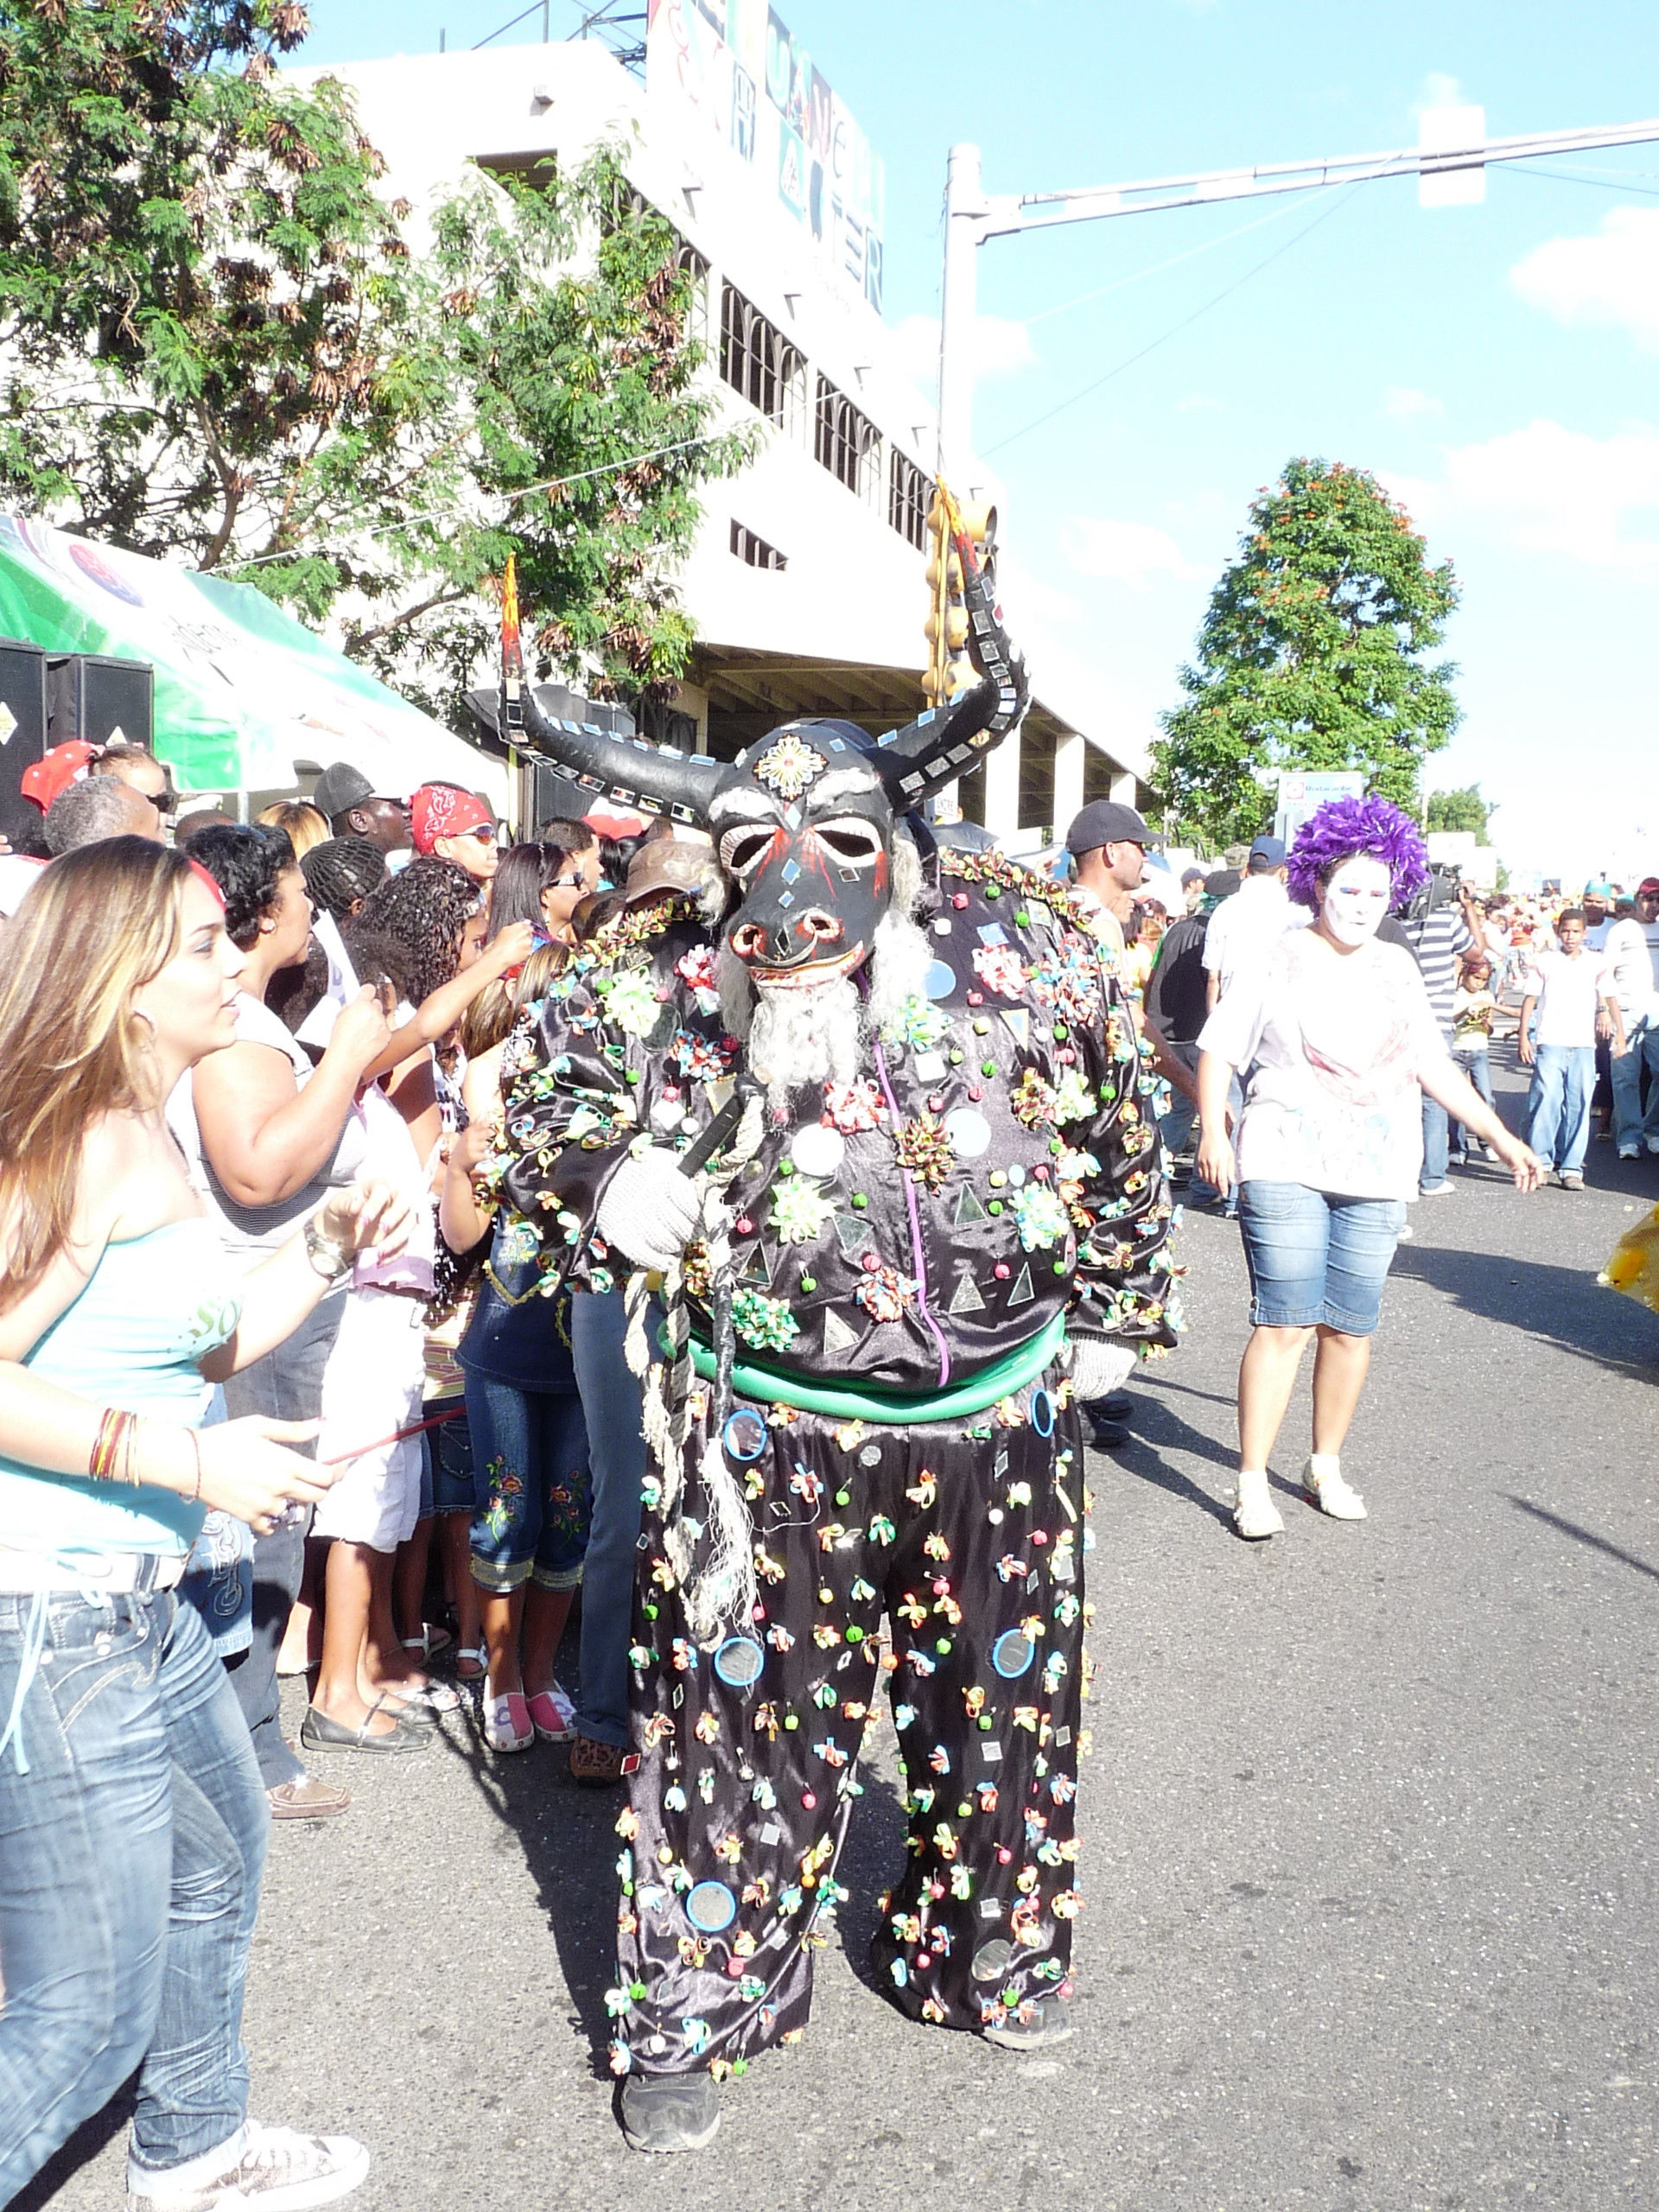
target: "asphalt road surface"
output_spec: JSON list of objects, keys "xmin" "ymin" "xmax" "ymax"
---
[{"xmin": 24, "ymin": 1068, "xmax": 1659, "ymax": 2212}]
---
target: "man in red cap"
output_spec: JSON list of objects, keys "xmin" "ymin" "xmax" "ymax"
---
[
  {"xmin": 19, "ymin": 739, "xmax": 98, "ymax": 816},
  {"xmin": 410, "ymin": 781, "xmax": 498, "ymax": 884}
]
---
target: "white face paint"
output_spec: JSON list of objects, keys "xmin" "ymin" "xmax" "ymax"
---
[{"xmin": 1320, "ymin": 854, "xmax": 1392, "ymax": 947}]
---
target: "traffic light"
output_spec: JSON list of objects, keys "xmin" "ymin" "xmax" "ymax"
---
[{"xmin": 923, "ymin": 481, "xmax": 999, "ymax": 704}]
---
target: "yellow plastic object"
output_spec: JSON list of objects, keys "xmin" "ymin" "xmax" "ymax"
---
[{"xmin": 1599, "ymin": 1204, "xmax": 1659, "ymax": 1314}]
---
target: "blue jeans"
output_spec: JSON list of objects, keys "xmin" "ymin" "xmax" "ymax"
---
[
  {"xmin": 466, "ymin": 1371, "xmax": 591, "ymax": 1593},
  {"xmin": 1611, "ymin": 1015, "xmax": 1659, "ymax": 1151},
  {"xmin": 1528, "ymin": 1044, "xmax": 1594, "ymax": 1174},
  {"xmin": 1421, "ymin": 1090, "xmax": 1451, "ymax": 1192},
  {"xmin": 0, "ymin": 1589, "xmax": 269, "ymax": 2198},
  {"xmin": 571, "ymin": 1289, "xmax": 647, "ymax": 1751},
  {"xmin": 1450, "ymin": 1048, "xmax": 1495, "ymax": 1156},
  {"xmin": 1236, "ymin": 1180, "xmax": 1406, "ymax": 1336},
  {"xmin": 219, "ymin": 1287, "xmax": 345, "ymax": 1789}
]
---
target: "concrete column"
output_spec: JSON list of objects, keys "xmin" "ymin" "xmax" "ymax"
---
[
  {"xmin": 984, "ymin": 723, "xmax": 1021, "ymax": 838},
  {"xmin": 1053, "ymin": 730, "xmax": 1085, "ymax": 838},
  {"xmin": 1109, "ymin": 769, "xmax": 1138, "ymax": 807}
]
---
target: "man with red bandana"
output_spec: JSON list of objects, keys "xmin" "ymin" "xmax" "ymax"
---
[{"xmin": 410, "ymin": 781, "xmax": 498, "ymax": 884}]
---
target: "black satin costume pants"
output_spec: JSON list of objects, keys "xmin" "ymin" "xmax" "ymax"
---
[{"xmin": 609, "ymin": 1364, "xmax": 1088, "ymax": 2077}]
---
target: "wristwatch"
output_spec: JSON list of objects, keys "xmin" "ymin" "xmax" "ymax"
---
[{"xmin": 303, "ymin": 1216, "xmax": 353, "ymax": 1284}]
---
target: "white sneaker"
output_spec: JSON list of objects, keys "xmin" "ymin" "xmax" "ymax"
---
[
  {"xmin": 1232, "ymin": 1469, "xmax": 1284, "ymax": 1541},
  {"xmin": 1302, "ymin": 1455, "xmax": 1367, "ymax": 1520},
  {"xmin": 1647, "ymin": 1137, "xmax": 1659, "ymax": 1156},
  {"xmin": 1619, "ymin": 1145, "xmax": 1641, "ymax": 1161},
  {"xmin": 128, "ymin": 2121, "xmax": 370, "ymax": 2210}
]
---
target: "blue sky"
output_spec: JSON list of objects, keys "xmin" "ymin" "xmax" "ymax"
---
[{"xmin": 301, "ymin": 2, "xmax": 1659, "ymax": 885}]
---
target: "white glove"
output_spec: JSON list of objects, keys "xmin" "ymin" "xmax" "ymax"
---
[
  {"xmin": 1068, "ymin": 1338, "xmax": 1135, "ymax": 1403},
  {"xmin": 596, "ymin": 1149, "xmax": 702, "ymax": 1273}
]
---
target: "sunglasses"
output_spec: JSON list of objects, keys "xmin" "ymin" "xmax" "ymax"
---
[{"xmin": 460, "ymin": 823, "xmax": 496, "ymax": 842}]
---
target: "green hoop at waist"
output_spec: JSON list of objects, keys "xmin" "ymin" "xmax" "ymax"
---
[{"xmin": 666, "ymin": 1307, "xmax": 1071, "ymax": 1426}]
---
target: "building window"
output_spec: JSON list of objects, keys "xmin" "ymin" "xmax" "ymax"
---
[
  {"xmin": 887, "ymin": 449, "xmax": 932, "ymax": 550},
  {"xmin": 607, "ymin": 184, "xmax": 711, "ymax": 347},
  {"xmin": 720, "ymin": 283, "xmax": 806, "ymax": 435},
  {"xmin": 815, "ymin": 375, "xmax": 881, "ymax": 503},
  {"xmin": 730, "ymin": 519, "xmax": 787, "ymax": 572}
]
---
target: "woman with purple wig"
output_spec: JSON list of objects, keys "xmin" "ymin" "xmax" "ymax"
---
[{"xmin": 1195, "ymin": 796, "xmax": 1541, "ymax": 1540}]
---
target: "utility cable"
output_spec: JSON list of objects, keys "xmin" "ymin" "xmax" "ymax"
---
[{"xmin": 984, "ymin": 181, "xmax": 1361, "ymax": 457}]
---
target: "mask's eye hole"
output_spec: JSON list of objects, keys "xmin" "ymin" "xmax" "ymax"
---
[
  {"xmin": 721, "ymin": 828, "xmax": 774, "ymax": 876},
  {"xmin": 817, "ymin": 825, "xmax": 880, "ymax": 863}
]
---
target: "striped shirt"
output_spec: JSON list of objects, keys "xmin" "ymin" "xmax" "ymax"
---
[{"xmin": 1402, "ymin": 906, "xmax": 1472, "ymax": 1042}]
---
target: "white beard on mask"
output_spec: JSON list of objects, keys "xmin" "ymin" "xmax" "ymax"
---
[{"xmin": 714, "ymin": 899, "xmax": 935, "ymax": 1117}]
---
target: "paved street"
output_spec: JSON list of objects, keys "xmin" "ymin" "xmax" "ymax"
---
[{"xmin": 25, "ymin": 1064, "xmax": 1659, "ymax": 2212}]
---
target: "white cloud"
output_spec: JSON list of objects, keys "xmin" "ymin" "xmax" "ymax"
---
[
  {"xmin": 1440, "ymin": 418, "xmax": 1659, "ymax": 571},
  {"xmin": 1383, "ymin": 385, "xmax": 1443, "ymax": 422},
  {"xmin": 1510, "ymin": 207, "xmax": 1659, "ymax": 353},
  {"xmin": 891, "ymin": 313, "xmax": 1037, "ymax": 401},
  {"xmin": 1063, "ymin": 516, "xmax": 1205, "ymax": 588}
]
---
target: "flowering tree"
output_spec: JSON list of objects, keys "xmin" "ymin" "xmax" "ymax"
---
[{"xmin": 1154, "ymin": 457, "xmax": 1461, "ymax": 846}]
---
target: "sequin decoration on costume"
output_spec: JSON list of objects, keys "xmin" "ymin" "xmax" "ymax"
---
[
  {"xmin": 854, "ymin": 1264, "xmax": 914, "ymax": 1323},
  {"xmin": 971, "ymin": 944, "xmax": 1028, "ymax": 999},
  {"xmin": 892, "ymin": 1114, "xmax": 957, "ymax": 1193},
  {"xmin": 1010, "ymin": 1184, "xmax": 1071, "ymax": 1252},
  {"xmin": 769, "ymin": 1179, "xmax": 835, "ymax": 1245},
  {"xmin": 676, "ymin": 944, "xmax": 722, "ymax": 1015},
  {"xmin": 752, "ymin": 732, "xmax": 826, "ymax": 801},
  {"xmin": 731, "ymin": 1287, "xmax": 801, "ymax": 1351},
  {"xmin": 823, "ymin": 1078, "xmax": 886, "ymax": 1133}
]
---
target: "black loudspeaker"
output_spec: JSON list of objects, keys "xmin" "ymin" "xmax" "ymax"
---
[
  {"xmin": 0, "ymin": 636, "xmax": 50, "ymax": 849},
  {"xmin": 47, "ymin": 652, "xmax": 155, "ymax": 750}
]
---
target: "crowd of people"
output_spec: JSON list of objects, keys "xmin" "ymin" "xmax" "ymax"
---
[{"xmin": 1, "ymin": 715, "xmax": 1655, "ymax": 2198}]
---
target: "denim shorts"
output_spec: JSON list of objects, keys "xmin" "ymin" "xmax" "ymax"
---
[
  {"xmin": 418, "ymin": 1402, "xmax": 479, "ymax": 1519},
  {"xmin": 1236, "ymin": 1180, "xmax": 1406, "ymax": 1336}
]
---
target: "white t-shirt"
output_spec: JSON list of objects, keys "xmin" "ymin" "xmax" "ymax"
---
[
  {"xmin": 166, "ymin": 993, "xmax": 369, "ymax": 1261},
  {"xmin": 1200, "ymin": 874, "xmax": 1310, "ymax": 1001},
  {"xmin": 1601, "ymin": 917, "xmax": 1659, "ymax": 1023},
  {"xmin": 1523, "ymin": 947, "xmax": 1611, "ymax": 1049},
  {"xmin": 1198, "ymin": 930, "xmax": 1446, "ymax": 1201}
]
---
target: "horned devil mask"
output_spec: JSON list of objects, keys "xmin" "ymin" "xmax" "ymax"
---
[{"xmin": 511, "ymin": 522, "xmax": 1029, "ymax": 983}]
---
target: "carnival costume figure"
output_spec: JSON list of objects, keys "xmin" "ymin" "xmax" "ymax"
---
[{"xmin": 489, "ymin": 518, "xmax": 1179, "ymax": 2151}]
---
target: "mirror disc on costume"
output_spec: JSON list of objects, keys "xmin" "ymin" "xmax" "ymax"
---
[
  {"xmin": 1029, "ymin": 1388, "xmax": 1055, "ymax": 1438},
  {"xmin": 924, "ymin": 959, "xmax": 957, "ymax": 1001},
  {"xmin": 992, "ymin": 1630, "xmax": 1036, "ymax": 1679},
  {"xmin": 685, "ymin": 1881, "xmax": 738, "ymax": 1934},
  {"xmin": 714, "ymin": 1636, "xmax": 766, "ymax": 1688},
  {"xmin": 858, "ymin": 1443, "xmax": 882, "ymax": 1468},
  {"xmin": 722, "ymin": 1409, "xmax": 768, "ymax": 1462},
  {"xmin": 971, "ymin": 1938, "xmax": 1014, "ymax": 1983},
  {"xmin": 791, "ymin": 1124, "xmax": 844, "ymax": 1179},
  {"xmin": 944, "ymin": 1108, "xmax": 992, "ymax": 1159}
]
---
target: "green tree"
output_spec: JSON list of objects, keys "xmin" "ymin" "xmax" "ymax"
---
[
  {"xmin": 0, "ymin": 1, "xmax": 747, "ymax": 723},
  {"xmin": 1425, "ymin": 783, "xmax": 1494, "ymax": 843},
  {"xmin": 1153, "ymin": 457, "xmax": 1461, "ymax": 846}
]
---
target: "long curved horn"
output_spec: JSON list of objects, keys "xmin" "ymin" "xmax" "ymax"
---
[
  {"xmin": 512, "ymin": 683, "xmax": 723, "ymax": 824},
  {"xmin": 873, "ymin": 515, "xmax": 1030, "ymax": 807}
]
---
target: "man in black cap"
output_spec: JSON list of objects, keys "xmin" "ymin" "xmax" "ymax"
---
[
  {"xmin": 1179, "ymin": 864, "xmax": 1206, "ymax": 916},
  {"xmin": 1064, "ymin": 798, "xmax": 1156, "ymax": 959},
  {"xmin": 313, "ymin": 761, "xmax": 411, "ymax": 855}
]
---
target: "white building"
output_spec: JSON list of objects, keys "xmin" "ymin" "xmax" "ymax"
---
[{"xmin": 289, "ymin": 29, "xmax": 1153, "ymax": 846}]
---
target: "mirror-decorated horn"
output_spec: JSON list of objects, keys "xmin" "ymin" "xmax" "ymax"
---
[
  {"xmin": 513, "ymin": 678, "xmax": 723, "ymax": 825},
  {"xmin": 871, "ymin": 483, "xmax": 1030, "ymax": 808}
]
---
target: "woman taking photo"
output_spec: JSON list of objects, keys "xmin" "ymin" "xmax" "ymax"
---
[
  {"xmin": 0, "ymin": 839, "xmax": 405, "ymax": 2210},
  {"xmin": 1197, "ymin": 797, "xmax": 1541, "ymax": 1541}
]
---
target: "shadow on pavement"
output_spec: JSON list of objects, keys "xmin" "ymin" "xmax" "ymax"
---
[
  {"xmin": 1503, "ymin": 1495, "xmax": 1659, "ymax": 1585},
  {"xmin": 1391, "ymin": 1241, "xmax": 1658, "ymax": 1382},
  {"xmin": 1092, "ymin": 1401, "xmax": 1237, "ymax": 1529}
]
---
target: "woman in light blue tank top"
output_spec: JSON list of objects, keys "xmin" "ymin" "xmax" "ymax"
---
[{"xmin": 0, "ymin": 838, "xmax": 408, "ymax": 2209}]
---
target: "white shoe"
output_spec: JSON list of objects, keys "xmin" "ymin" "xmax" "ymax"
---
[
  {"xmin": 528, "ymin": 1681, "xmax": 577, "ymax": 1742},
  {"xmin": 128, "ymin": 2121, "xmax": 370, "ymax": 2210},
  {"xmin": 483, "ymin": 1691, "xmax": 534, "ymax": 1753},
  {"xmin": 1647, "ymin": 1137, "xmax": 1659, "ymax": 1156},
  {"xmin": 1302, "ymin": 1455, "xmax": 1367, "ymax": 1520},
  {"xmin": 1619, "ymin": 1145, "xmax": 1641, "ymax": 1161},
  {"xmin": 1232, "ymin": 1470, "xmax": 1284, "ymax": 1541}
]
